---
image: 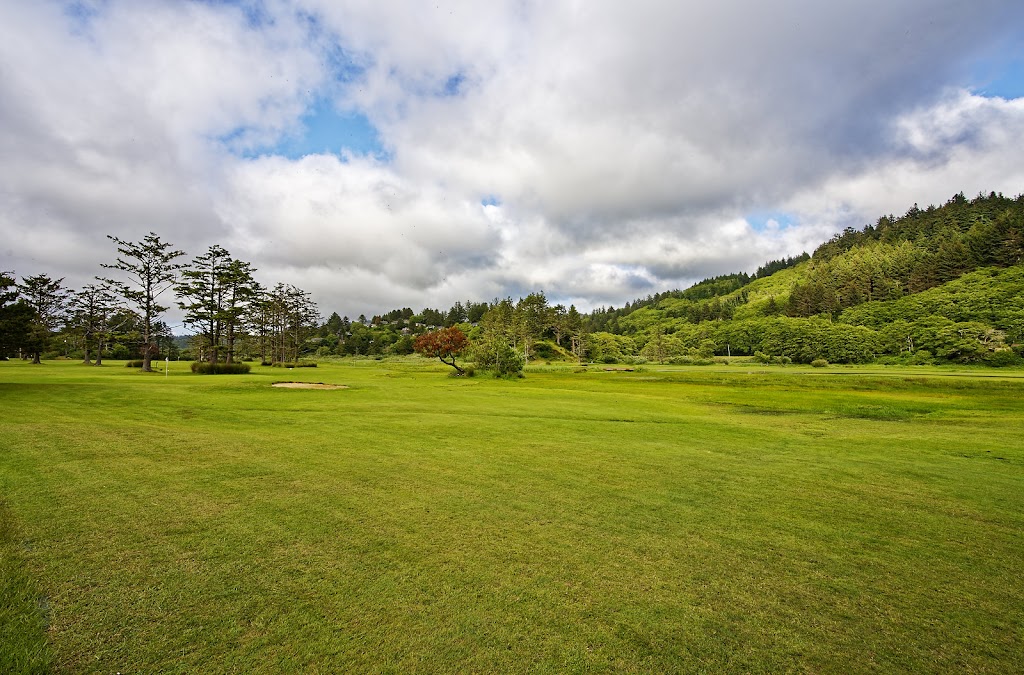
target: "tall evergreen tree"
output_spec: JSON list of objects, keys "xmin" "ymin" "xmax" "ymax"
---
[
  {"xmin": 513, "ymin": 292, "xmax": 549, "ymax": 364},
  {"xmin": 176, "ymin": 246, "xmax": 258, "ymax": 364},
  {"xmin": 101, "ymin": 233, "xmax": 186, "ymax": 372},
  {"xmin": 0, "ymin": 271, "xmax": 33, "ymax": 359},
  {"xmin": 18, "ymin": 274, "xmax": 67, "ymax": 364},
  {"xmin": 69, "ymin": 283, "xmax": 118, "ymax": 365}
]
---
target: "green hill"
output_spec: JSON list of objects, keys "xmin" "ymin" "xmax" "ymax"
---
[{"xmin": 585, "ymin": 192, "xmax": 1024, "ymax": 365}]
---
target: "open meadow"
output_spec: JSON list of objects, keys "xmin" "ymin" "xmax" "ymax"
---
[{"xmin": 2, "ymin": 359, "xmax": 1023, "ymax": 673}]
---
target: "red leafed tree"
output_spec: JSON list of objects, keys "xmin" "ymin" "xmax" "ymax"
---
[{"xmin": 414, "ymin": 326, "xmax": 470, "ymax": 374}]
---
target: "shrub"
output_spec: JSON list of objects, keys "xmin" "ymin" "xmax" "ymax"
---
[
  {"xmin": 472, "ymin": 337, "xmax": 524, "ymax": 376},
  {"xmin": 909, "ymin": 350, "xmax": 934, "ymax": 365},
  {"xmin": 125, "ymin": 360, "xmax": 144, "ymax": 368},
  {"xmin": 271, "ymin": 361, "xmax": 317, "ymax": 368},
  {"xmin": 190, "ymin": 362, "xmax": 251, "ymax": 375},
  {"xmin": 753, "ymin": 351, "xmax": 772, "ymax": 364},
  {"xmin": 984, "ymin": 350, "xmax": 1022, "ymax": 368},
  {"xmin": 810, "ymin": 359, "xmax": 829, "ymax": 368}
]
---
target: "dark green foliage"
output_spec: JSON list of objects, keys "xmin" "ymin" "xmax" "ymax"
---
[
  {"xmin": 393, "ymin": 335, "xmax": 416, "ymax": 355},
  {"xmin": 190, "ymin": 361, "xmax": 251, "ymax": 374},
  {"xmin": 271, "ymin": 361, "xmax": 317, "ymax": 368},
  {"xmin": 677, "ymin": 273, "xmax": 752, "ymax": 301},
  {"xmin": 0, "ymin": 272, "xmax": 33, "ymax": 358},
  {"xmin": 814, "ymin": 192, "xmax": 1023, "ymax": 261},
  {"xmin": 984, "ymin": 350, "xmax": 1022, "ymax": 367},
  {"xmin": 754, "ymin": 253, "xmax": 810, "ymax": 279},
  {"xmin": 17, "ymin": 274, "xmax": 67, "ymax": 364},
  {"xmin": 125, "ymin": 360, "xmax": 144, "ymax": 368}
]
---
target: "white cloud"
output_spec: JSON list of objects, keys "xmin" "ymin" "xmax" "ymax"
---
[{"xmin": 1, "ymin": 0, "xmax": 1023, "ymax": 318}]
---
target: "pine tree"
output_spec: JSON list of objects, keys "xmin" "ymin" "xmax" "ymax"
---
[{"xmin": 101, "ymin": 233, "xmax": 186, "ymax": 372}]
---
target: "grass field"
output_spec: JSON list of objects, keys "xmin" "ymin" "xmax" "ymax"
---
[{"xmin": 2, "ymin": 358, "xmax": 1023, "ymax": 673}]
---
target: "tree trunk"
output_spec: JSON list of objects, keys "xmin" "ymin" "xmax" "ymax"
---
[{"xmin": 440, "ymin": 356, "xmax": 465, "ymax": 374}]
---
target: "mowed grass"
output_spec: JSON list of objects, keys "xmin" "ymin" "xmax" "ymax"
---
[{"xmin": 1, "ymin": 359, "xmax": 1023, "ymax": 673}]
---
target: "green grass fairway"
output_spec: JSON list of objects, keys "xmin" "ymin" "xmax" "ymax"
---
[{"xmin": 2, "ymin": 360, "xmax": 1023, "ymax": 672}]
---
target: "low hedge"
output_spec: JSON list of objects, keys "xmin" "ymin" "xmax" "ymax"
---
[
  {"xmin": 270, "ymin": 361, "xmax": 317, "ymax": 368},
  {"xmin": 190, "ymin": 362, "xmax": 251, "ymax": 375}
]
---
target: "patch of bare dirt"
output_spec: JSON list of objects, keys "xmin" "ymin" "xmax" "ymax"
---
[{"xmin": 272, "ymin": 382, "xmax": 349, "ymax": 389}]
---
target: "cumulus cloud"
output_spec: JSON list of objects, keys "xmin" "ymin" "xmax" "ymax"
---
[{"xmin": 1, "ymin": 0, "xmax": 1022, "ymax": 318}]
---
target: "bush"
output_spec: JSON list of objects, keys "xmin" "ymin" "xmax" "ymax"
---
[
  {"xmin": 753, "ymin": 351, "xmax": 772, "ymax": 364},
  {"xmin": 271, "ymin": 361, "xmax": 317, "ymax": 368},
  {"xmin": 190, "ymin": 362, "xmax": 251, "ymax": 375},
  {"xmin": 909, "ymin": 349, "xmax": 934, "ymax": 365},
  {"xmin": 472, "ymin": 337, "xmax": 525, "ymax": 376},
  {"xmin": 984, "ymin": 350, "xmax": 1022, "ymax": 367},
  {"xmin": 810, "ymin": 359, "xmax": 829, "ymax": 368},
  {"xmin": 125, "ymin": 360, "xmax": 145, "ymax": 368}
]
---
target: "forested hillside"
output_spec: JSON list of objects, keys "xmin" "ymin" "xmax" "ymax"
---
[{"xmin": 583, "ymin": 192, "xmax": 1024, "ymax": 365}]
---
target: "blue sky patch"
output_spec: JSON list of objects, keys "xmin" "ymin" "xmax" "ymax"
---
[
  {"xmin": 280, "ymin": 101, "xmax": 385, "ymax": 158},
  {"xmin": 480, "ymin": 195, "xmax": 501, "ymax": 207},
  {"xmin": 973, "ymin": 61, "xmax": 1024, "ymax": 99},
  {"xmin": 968, "ymin": 45, "xmax": 1024, "ymax": 99},
  {"xmin": 219, "ymin": 103, "xmax": 386, "ymax": 160},
  {"xmin": 746, "ymin": 211, "xmax": 796, "ymax": 232}
]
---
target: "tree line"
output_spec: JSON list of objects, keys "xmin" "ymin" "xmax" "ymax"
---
[
  {"xmin": 0, "ymin": 233, "xmax": 320, "ymax": 371},
  {"xmin": 316, "ymin": 292, "xmax": 588, "ymax": 376}
]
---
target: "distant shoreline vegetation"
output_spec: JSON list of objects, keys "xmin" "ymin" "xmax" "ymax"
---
[{"xmin": 2, "ymin": 191, "xmax": 1022, "ymax": 369}]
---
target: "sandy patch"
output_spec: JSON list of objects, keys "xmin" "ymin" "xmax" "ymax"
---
[{"xmin": 272, "ymin": 382, "xmax": 349, "ymax": 390}]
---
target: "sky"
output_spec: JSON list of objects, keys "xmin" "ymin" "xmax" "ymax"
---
[{"xmin": 1, "ymin": 0, "xmax": 1023, "ymax": 324}]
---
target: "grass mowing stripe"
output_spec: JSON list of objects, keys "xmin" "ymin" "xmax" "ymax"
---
[{"xmin": 0, "ymin": 499, "xmax": 52, "ymax": 674}]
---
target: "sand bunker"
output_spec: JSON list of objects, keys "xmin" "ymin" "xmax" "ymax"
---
[{"xmin": 272, "ymin": 382, "xmax": 349, "ymax": 390}]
